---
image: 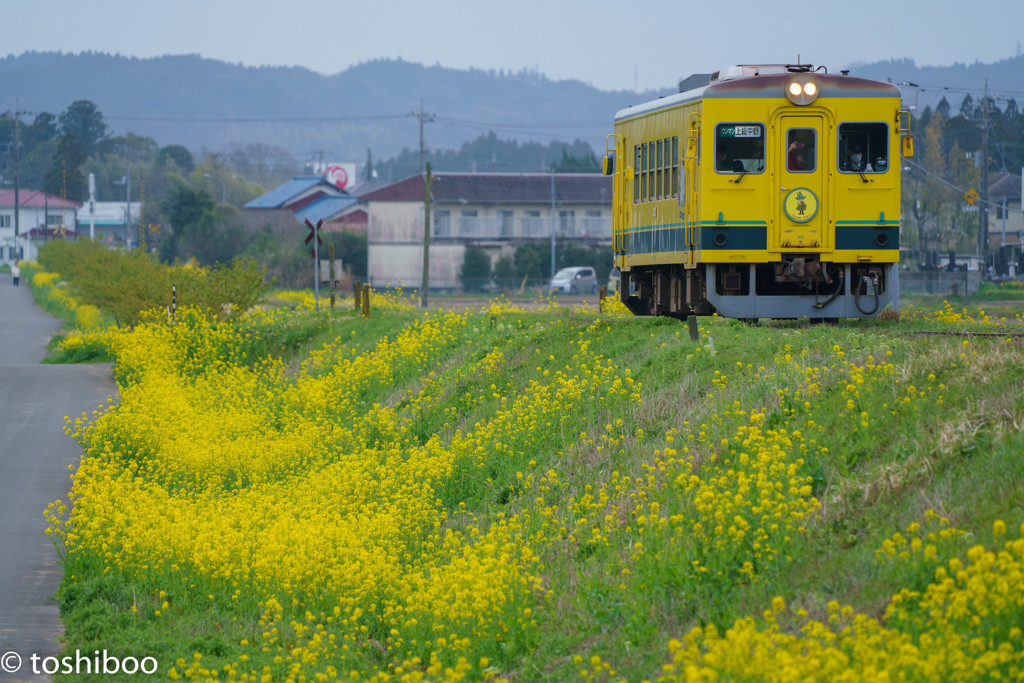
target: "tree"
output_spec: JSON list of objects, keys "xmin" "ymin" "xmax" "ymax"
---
[
  {"xmin": 323, "ymin": 231, "xmax": 367, "ymax": 279},
  {"xmin": 26, "ymin": 112, "xmax": 59, "ymax": 147},
  {"xmin": 492, "ymin": 256, "xmax": 517, "ymax": 290},
  {"xmin": 43, "ymin": 134, "xmax": 86, "ymax": 200},
  {"xmin": 959, "ymin": 94, "xmax": 974, "ymax": 120},
  {"xmin": 180, "ymin": 204, "xmax": 246, "ymax": 266},
  {"xmin": 945, "ymin": 139, "xmax": 979, "ymax": 251},
  {"xmin": 1004, "ymin": 98, "xmax": 1019, "ymax": 123},
  {"xmin": 157, "ymin": 145, "xmax": 194, "ymax": 173},
  {"xmin": 102, "ymin": 133, "xmax": 159, "ymax": 163},
  {"xmin": 909, "ymin": 114, "xmax": 948, "ymax": 264},
  {"xmin": 58, "ymin": 100, "xmax": 108, "ymax": 157},
  {"xmin": 550, "ymin": 147, "xmax": 601, "ymax": 173},
  {"xmin": 159, "ymin": 180, "xmax": 216, "ymax": 262},
  {"xmin": 513, "ymin": 242, "xmax": 548, "ymax": 282},
  {"xmin": 223, "ymin": 142, "xmax": 296, "ymax": 189},
  {"xmin": 459, "ymin": 244, "xmax": 491, "ymax": 291}
]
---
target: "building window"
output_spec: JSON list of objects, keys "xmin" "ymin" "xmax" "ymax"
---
[
  {"xmin": 522, "ymin": 210, "xmax": 543, "ymax": 236},
  {"xmin": 459, "ymin": 209, "xmax": 481, "ymax": 237},
  {"xmin": 559, "ymin": 210, "xmax": 575, "ymax": 236},
  {"xmin": 0, "ymin": 215, "xmax": 11, "ymax": 229},
  {"xmin": 498, "ymin": 210, "xmax": 513, "ymax": 237},
  {"xmin": 583, "ymin": 210, "xmax": 603, "ymax": 237},
  {"xmin": 46, "ymin": 214, "xmax": 64, "ymax": 227},
  {"xmin": 434, "ymin": 210, "xmax": 451, "ymax": 237}
]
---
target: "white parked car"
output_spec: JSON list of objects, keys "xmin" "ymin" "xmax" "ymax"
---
[{"xmin": 549, "ymin": 266, "xmax": 598, "ymax": 295}]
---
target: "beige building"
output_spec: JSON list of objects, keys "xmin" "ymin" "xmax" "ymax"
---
[
  {"xmin": 987, "ymin": 171, "xmax": 1023, "ymax": 250},
  {"xmin": 360, "ymin": 173, "xmax": 613, "ymax": 289}
]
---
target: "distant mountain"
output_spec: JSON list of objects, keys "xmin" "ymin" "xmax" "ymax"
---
[
  {"xmin": 847, "ymin": 55, "xmax": 1024, "ymax": 113},
  {"xmin": 2, "ymin": 52, "xmax": 1021, "ymax": 166},
  {"xmin": 0, "ymin": 51, "xmax": 659, "ymax": 165}
]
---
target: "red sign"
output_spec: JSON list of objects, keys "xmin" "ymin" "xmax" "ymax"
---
[{"xmin": 324, "ymin": 163, "xmax": 356, "ymax": 190}]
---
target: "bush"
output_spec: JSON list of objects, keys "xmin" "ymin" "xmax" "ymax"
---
[
  {"xmin": 37, "ymin": 239, "xmax": 270, "ymax": 326},
  {"xmin": 459, "ymin": 244, "xmax": 492, "ymax": 292}
]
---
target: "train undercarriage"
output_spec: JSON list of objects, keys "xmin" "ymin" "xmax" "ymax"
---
[{"xmin": 620, "ymin": 256, "xmax": 894, "ymax": 320}]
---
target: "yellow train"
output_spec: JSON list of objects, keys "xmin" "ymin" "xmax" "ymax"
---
[{"xmin": 603, "ymin": 64, "xmax": 914, "ymax": 320}]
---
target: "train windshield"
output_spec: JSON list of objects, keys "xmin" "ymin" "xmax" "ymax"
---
[
  {"xmin": 715, "ymin": 123, "xmax": 765, "ymax": 174},
  {"xmin": 839, "ymin": 122, "xmax": 889, "ymax": 173}
]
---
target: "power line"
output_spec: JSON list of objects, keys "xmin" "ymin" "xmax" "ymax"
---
[
  {"xmin": 903, "ymin": 157, "xmax": 1002, "ymax": 210},
  {"xmin": 105, "ymin": 113, "xmax": 411, "ymax": 123}
]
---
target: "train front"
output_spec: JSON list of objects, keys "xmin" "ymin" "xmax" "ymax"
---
[{"xmin": 701, "ymin": 66, "xmax": 910, "ymax": 319}]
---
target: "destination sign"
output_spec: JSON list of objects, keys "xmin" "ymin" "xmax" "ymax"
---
[{"xmin": 719, "ymin": 125, "xmax": 762, "ymax": 138}]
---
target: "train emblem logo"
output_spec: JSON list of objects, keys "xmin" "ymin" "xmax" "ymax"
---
[{"xmin": 783, "ymin": 187, "xmax": 818, "ymax": 223}]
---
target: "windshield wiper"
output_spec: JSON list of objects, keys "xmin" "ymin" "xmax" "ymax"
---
[{"xmin": 731, "ymin": 156, "xmax": 760, "ymax": 185}]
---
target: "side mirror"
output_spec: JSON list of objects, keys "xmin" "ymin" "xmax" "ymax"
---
[
  {"xmin": 901, "ymin": 135, "xmax": 915, "ymax": 158},
  {"xmin": 602, "ymin": 155, "xmax": 614, "ymax": 175}
]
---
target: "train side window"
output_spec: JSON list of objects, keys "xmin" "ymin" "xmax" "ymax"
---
[
  {"xmin": 640, "ymin": 144, "xmax": 648, "ymax": 202},
  {"xmin": 786, "ymin": 128, "xmax": 816, "ymax": 172},
  {"xmin": 838, "ymin": 122, "xmax": 889, "ymax": 173},
  {"xmin": 634, "ymin": 145, "xmax": 641, "ymax": 203},
  {"xmin": 667, "ymin": 137, "xmax": 675, "ymax": 197},
  {"xmin": 715, "ymin": 123, "xmax": 765, "ymax": 174},
  {"xmin": 656, "ymin": 139, "xmax": 663, "ymax": 200}
]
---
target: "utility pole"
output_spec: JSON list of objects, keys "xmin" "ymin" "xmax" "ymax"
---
[
  {"xmin": 421, "ymin": 163, "xmax": 432, "ymax": 308},
  {"xmin": 550, "ymin": 175, "xmax": 556, "ymax": 278},
  {"xmin": 409, "ymin": 102, "xmax": 434, "ymax": 173},
  {"xmin": 978, "ymin": 80, "xmax": 990, "ymax": 267},
  {"xmin": 11, "ymin": 101, "xmax": 29, "ymax": 258},
  {"xmin": 126, "ymin": 162, "xmax": 131, "ymax": 249}
]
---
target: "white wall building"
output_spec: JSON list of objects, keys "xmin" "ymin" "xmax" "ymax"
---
[
  {"xmin": 0, "ymin": 190, "xmax": 80, "ymax": 264},
  {"xmin": 360, "ymin": 173, "xmax": 613, "ymax": 289}
]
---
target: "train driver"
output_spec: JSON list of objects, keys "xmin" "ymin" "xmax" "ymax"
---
[{"xmin": 845, "ymin": 147, "xmax": 872, "ymax": 172}]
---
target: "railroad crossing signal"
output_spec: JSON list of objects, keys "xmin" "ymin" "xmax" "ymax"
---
[{"xmin": 304, "ymin": 218, "xmax": 323, "ymax": 258}]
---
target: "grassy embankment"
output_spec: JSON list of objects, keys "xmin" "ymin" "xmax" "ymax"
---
[{"xmin": 28, "ymin": 247, "xmax": 1024, "ymax": 682}]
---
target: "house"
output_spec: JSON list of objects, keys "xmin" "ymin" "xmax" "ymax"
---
[
  {"xmin": 0, "ymin": 190, "xmax": 80, "ymax": 264},
  {"xmin": 359, "ymin": 172, "xmax": 613, "ymax": 290},
  {"xmin": 243, "ymin": 176, "xmax": 367, "ymax": 235}
]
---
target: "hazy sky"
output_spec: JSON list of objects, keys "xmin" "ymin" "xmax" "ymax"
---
[{"xmin": 3, "ymin": 0, "xmax": 1021, "ymax": 92}]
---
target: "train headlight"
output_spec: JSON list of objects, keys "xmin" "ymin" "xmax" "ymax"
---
[{"xmin": 786, "ymin": 76, "xmax": 819, "ymax": 105}]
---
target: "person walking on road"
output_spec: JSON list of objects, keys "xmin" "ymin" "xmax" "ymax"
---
[{"xmin": 11, "ymin": 263, "xmax": 20, "ymax": 287}]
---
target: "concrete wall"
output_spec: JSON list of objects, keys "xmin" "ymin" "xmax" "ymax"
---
[
  {"xmin": 369, "ymin": 243, "xmax": 470, "ymax": 289},
  {"xmin": 900, "ymin": 270, "xmax": 982, "ymax": 297}
]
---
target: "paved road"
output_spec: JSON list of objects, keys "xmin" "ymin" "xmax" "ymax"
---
[{"xmin": 0, "ymin": 276, "xmax": 116, "ymax": 682}]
